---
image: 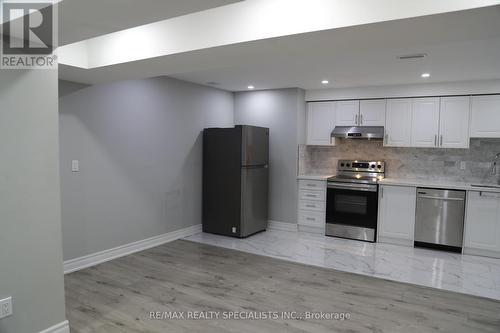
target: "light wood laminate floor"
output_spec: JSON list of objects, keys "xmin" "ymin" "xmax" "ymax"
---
[{"xmin": 65, "ymin": 240, "xmax": 500, "ymax": 333}]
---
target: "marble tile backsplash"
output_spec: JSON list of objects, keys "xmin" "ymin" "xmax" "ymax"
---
[{"xmin": 299, "ymin": 139, "xmax": 500, "ymax": 184}]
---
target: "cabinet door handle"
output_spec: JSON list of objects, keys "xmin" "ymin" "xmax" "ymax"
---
[
  {"xmin": 479, "ymin": 192, "xmax": 500, "ymax": 198},
  {"xmin": 434, "ymin": 135, "xmax": 437, "ymax": 147},
  {"xmin": 306, "ymin": 217, "xmax": 316, "ymax": 221},
  {"xmin": 418, "ymin": 195, "xmax": 464, "ymax": 202},
  {"xmin": 305, "ymin": 204, "xmax": 315, "ymax": 208},
  {"xmin": 440, "ymin": 135, "xmax": 443, "ymax": 146},
  {"xmin": 360, "ymin": 114, "xmax": 363, "ymax": 125},
  {"xmin": 355, "ymin": 114, "xmax": 359, "ymax": 125}
]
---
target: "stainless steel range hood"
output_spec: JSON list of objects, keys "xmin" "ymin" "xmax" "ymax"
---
[{"xmin": 331, "ymin": 126, "xmax": 384, "ymax": 140}]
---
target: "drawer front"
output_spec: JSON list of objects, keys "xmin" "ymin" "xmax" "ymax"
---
[
  {"xmin": 298, "ymin": 200, "xmax": 326, "ymax": 212},
  {"xmin": 299, "ymin": 189, "xmax": 326, "ymax": 202},
  {"xmin": 298, "ymin": 211, "xmax": 326, "ymax": 226},
  {"xmin": 298, "ymin": 179, "xmax": 326, "ymax": 191}
]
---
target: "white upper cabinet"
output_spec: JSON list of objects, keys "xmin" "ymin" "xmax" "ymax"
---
[
  {"xmin": 439, "ymin": 96, "xmax": 470, "ymax": 148},
  {"xmin": 335, "ymin": 100, "xmax": 360, "ymax": 126},
  {"xmin": 385, "ymin": 96, "xmax": 471, "ymax": 148},
  {"xmin": 385, "ymin": 99, "xmax": 412, "ymax": 147},
  {"xmin": 359, "ymin": 99, "xmax": 386, "ymax": 126},
  {"xmin": 470, "ymin": 95, "xmax": 500, "ymax": 138},
  {"xmin": 335, "ymin": 99, "xmax": 385, "ymax": 126},
  {"xmin": 306, "ymin": 102, "xmax": 336, "ymax": 146},
  {"xmin": 306, "ymin": 94, "xmax": 496, "ymax": 148},
  {"xmin": 411, "ymin": 97, "xmax": 440, "ymax": 148}
]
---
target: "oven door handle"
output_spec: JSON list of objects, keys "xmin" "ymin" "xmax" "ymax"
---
[{"xmin": 327, "ymin": 183, "xmax": 378, "ymax": 192}]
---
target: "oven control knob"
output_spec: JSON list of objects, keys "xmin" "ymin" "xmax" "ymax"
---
[
  {"xmin": 346, "ymin": 163, "xmax": 350, "ymax": 167},
  {"xmin": 377, "ymin": 164, "xmax": 382, "ymax": 169},
  {"xmin": 340, "ymin": 163, "xmax": 345, "ymax": 167},
  {"xmin": 370, "ymin": 164, "xmax": 376, "ymax": 169}
]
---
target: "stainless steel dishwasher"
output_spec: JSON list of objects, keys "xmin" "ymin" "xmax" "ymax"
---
[{"xmin": 414, "ymin": 188, "xmax": 466, "ymax": 253}]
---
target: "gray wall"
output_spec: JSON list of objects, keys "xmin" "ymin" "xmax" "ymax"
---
[
  {"xmin": 234, "ymin": 89, "xmax": 306, "ymax": 224},
  {"xmin": 300, "ymin": 139, "xmax": 500, "ymax": 184},
  {"xmin": 0, "ymin": 70, "xmax": 66, "ymax": 332},
  {"xmin": 59, "ymin": 77, "xmax": 233, "ymax": 261}
]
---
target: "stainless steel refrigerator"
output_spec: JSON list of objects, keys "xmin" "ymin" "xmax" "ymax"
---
[{"xmin": 203, "ymin": 125, "xmax": 269, "ymax": 238}]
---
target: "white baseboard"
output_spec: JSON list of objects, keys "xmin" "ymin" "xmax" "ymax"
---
[
  {"xmin": 39, "ymin": 320, "xmax": 70, "ymax": 333},
  {"xmin": 268, "ymin": 220, "xmax": 298, "ymax": 232},
  {"xmin": 463, "ymin": 247, "xmax": 500, "ymax": 259},
  {"xmin": 64, "ymin": 224, "xmax": 202, "ymax": 274},
  {"xmin": 377, "ymin": 236, "xmax": 413, "ymax": 247},
  {"xmin": 298, "ymin": 224, "xmax": 324, "ymax": 234}
]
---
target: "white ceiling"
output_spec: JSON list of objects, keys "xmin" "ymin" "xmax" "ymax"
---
[
  {"xmin": 63, "ymin": 0, "xmax": 492, "ymax": 69},
  {"xmin": 171, "ymin": 6, "xmax": 500, "ymax": 91},
  {"xmin": 58, "ymin": 4, "xmax": 500, "ymax": 91},
  {"xmin": 58, "ymin": 0, "xmax": 242, "ymax": 46}
]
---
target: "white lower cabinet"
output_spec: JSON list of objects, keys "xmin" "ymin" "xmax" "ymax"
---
[
  {"xmin": 298, "ymin": 189, "xmax": 326, "ymax": 201},
  {"xmin": 298, "ymin": 179, "xmax": 326, "ymax": 191},
  {"xmin": 298, "ymin": 200, "xmax": 326, "ymax": 212},
  {"xmin": 298, "ymin": 211, "xmax": 326, "ymax": 227},
  {"xmin": 297, "ymin": 179, "xmax": 326, "ymax": 234},
  {"xmin": 377, "ymin": 185, "xmax": 416, "ymax": 246},
  {"xmin": 464, "ymin": 191, "xmax": 500, "ymax": 258}
]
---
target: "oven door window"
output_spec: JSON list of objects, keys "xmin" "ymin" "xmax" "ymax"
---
[
  {"xmin": 327, "ymin": 187, "xmax": 378, "ymax": 229},
  {"xmin": 335, "ymin": 194, "xmax": 368, "ymax": 215}
]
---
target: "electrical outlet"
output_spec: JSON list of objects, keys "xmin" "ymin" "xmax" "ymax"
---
[
  {"xmin": 72, "ymin": 159, "xmax": 79, "ymax": 172},
  {"xmin": 231, "ymin": 227, "xmax": 236, "ymax": 234},
  {"xmin": 0, "ymin": 297, "xmax": 12, "ymax": 319}
]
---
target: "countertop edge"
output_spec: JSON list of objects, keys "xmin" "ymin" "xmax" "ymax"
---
[
  {"xmin": 296, "ymin": 175, "xmax": 500, "ymax": 193},
  {"xmin": 297, "ymin": 174, "xmax": 333, "ymax": 181},
  {"xmin": 380, "ymin": 179, "xmax": 500, "ymax": 193}
]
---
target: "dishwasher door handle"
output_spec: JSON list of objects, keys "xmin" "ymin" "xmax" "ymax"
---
[{"xmin": 418, "ymin": 195, "xmax": 464, "ymax": 201}]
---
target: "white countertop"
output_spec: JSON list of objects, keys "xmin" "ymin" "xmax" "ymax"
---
[
  {"xmin": 297, "ymin": 174, "xmax": 333, "ymax": 181},
  {"xmin": 297, "ymin": 174, "xmax": 500, "ymax": 192},
  {"xmin": 380, "ymin": 178, "xmax": 500, "ymax": 193}
]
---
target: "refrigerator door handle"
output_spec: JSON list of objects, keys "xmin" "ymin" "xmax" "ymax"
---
[
  {"xmin": 242, "ymin": 164, "xmax": 268, "ymax": 169},
  {"xmin": 240, "ymin": 166, "xmax": 269, "ymax": 237}
]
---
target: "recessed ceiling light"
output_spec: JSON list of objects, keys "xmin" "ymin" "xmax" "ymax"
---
[
  {"xmin": 421, "ymin": 73, "xmax": 431, "ymax": 78},
  {"xmin": 247, "ymin": 85, "xmax": 255, "ymax": 90},
  {"xmin": 321, "ymin": 80, "xmax": 329, "ymax": 85}
]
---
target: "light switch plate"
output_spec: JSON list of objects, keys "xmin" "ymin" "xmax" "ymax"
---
[
  {"xmin": 72, "ymin": 160, "xmax": 79, "ymax": 172},
  {"xmin": 0, "ymin": 296, "xmax": 12, "ymax": 319},
  {"xmin": 460, "ymin": 161, "xmax": 466, "ymax": 170}
]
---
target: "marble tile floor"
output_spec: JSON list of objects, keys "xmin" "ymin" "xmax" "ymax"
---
[{"xmin": 185, "ymin": 229, "xmax": 500, "ymax": 301}]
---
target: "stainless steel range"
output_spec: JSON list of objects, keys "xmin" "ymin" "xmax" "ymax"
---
[{"xmin": 326, "ymin": 160, "xmax": 385, "ymax": 242}]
